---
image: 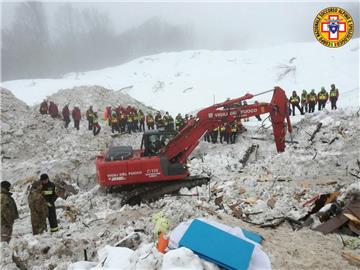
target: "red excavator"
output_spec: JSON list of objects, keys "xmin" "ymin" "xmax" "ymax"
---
[{"xmin": 96, "ymin": 86, "xmax": 292, "ymax": 204}]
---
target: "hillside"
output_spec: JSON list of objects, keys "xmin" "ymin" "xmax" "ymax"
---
[{"xmin": 2, "ymin": 39, "xmax": 359, "ymax": 115}]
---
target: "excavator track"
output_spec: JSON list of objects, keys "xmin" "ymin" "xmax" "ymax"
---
[{"xmin": 108, "ymin": 176, "xmax": 210, "ymax": 206}]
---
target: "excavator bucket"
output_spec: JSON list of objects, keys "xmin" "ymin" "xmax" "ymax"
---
[{"xmin": 269, "ymin": 87, "xmax": 293, "ymax": 152}]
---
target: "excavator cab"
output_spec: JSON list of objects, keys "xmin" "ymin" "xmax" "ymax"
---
[{"xmin": 141, "ymin": 130, "xmax": 178, "ymax": 157}]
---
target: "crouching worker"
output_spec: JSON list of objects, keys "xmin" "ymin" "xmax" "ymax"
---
[
  {"xmin": 28, "ymin": 181, "xmax": 48, "ymax": 235},
  {"xmin": 40, "ymin": 174, "xmax": 59, "ymax": 233}
]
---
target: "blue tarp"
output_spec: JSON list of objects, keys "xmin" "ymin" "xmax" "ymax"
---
[{"xmin": 179, "ymin": 219, "xmax": 255, "ymax": 270}]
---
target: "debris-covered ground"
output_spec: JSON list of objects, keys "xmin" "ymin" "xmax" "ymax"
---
[{"xmin": 1, "ymin": 86, "xmax": 360, "ymax": 269}]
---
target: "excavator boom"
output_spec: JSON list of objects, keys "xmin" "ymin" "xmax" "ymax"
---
[{"xmin": 96, "ymin": 86, "xmax": 292, "ymax": 192}]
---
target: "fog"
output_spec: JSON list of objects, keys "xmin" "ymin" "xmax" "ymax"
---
[{"xmin": 1, "ymin": 1, "xmax": 359, "ymax": 81}]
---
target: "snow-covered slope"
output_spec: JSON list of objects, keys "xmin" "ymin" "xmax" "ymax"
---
[{"xmin": 2, "ymin": 40, "xmax": 359, "ymax": 114}]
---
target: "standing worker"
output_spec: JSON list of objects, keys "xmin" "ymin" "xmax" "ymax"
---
[
  {"xmin": 146, "ymin": 112, "xmax": 155, "ymax": 130},
  {"xmin": 62, "ymin": 104, "xmax": 71, "ymax": 128},
  {"xmin": 39, "ymin": 99, "xmax": 48, "ymax": 115},
  {"xmin": 317, "ymin": 87, "xmax": 329, "ymax": 111},
  {"xmin": 301, "ymin": 89, "xmax": 308, "ymax": 113},
  {"xmin": 72, "ymin": 106, "xmax": 81, "ymax": 130},
  {"xmin": 138, "ymin": 110, "xmax": 145, "ymax": 132},
  {"xmin": 307, "ymin": 89, "xmax": 317, "ymax": 113},
  {"xmin": 289, "ymin": 91, "xmax": 304, "ymax": 116},
  {"xmin": 49, "ymin": 101, "xmax": 59, "ymax": 119},
  {"xmin": 86, "ymin": 106, "xmax": 94, "ymax": 130},
  {"xmin": 329, "ymin": 84, "xmax": 339, "ymax": 110},
  {"xmin": 230, "ymin": 123, "xmax": 238, "ymax": 144},
  {"xmin": 219, "ymin": 124, "xmax": 226, "ymax": 143},
  {"xmin": 40, "ymin": 174, "xmax": 59, "ymax": 233},
  {"xmin": 28, "ymin": 181, "xmax": 48, "ymax": 235},
  {"xmin": 111, "ymin": 112, "xmax": 119, "ymax": 133},
  {"xmin": 1, "ymin": 181, "xmax": 19, "ymax": 243}
]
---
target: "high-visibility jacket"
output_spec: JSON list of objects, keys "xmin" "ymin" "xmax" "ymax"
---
[
  {"xmin": 112, "ymin": 116, "xmax": 118, "ymax": 123},
  {"xmin": 147, "ymin": 115, "xmax": 154, "ymax": 123},
  {"xmin": 231, "ymin": 126, "xmax": 237, "ymax": 133},
  {"xmin": 128, "ymin": 115, "xmax": 133, "ymax": 123},
  {"xmin": 318, "ymin": 92, "xmax": 328, "ymax": 101},
  {"xmin": 42, "ymin": 181, "xmax": 57, "ymax": 205},
  {"xmin": 220, "ymin": 126, "xmax": 226, "ymax": 132},
  {"xmin": 301, "ymin": 92, "xmax": 307, "ymax": 103},
  {"xmin": 330, "ymin": 89, "xmax": 338, "ymax": 98},
  {"xmin": 213, "ymin": 127, "xmax": 219, "ymax": 132},
  {"xmin": 93, "ymin": 116, "xmax": 99, "ymax": 124},
  {"xmin": 290, "ymin": 95, "xmax": 300, "ymax": 104},
  {"xmin": 308, "ymin": 94, "xmax": 317, "ymax": 102}
]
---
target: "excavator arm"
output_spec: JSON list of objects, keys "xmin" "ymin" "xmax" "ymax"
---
[{"xmin": 163, "ymin": 86, "xmax": 292, "ymax": 163}]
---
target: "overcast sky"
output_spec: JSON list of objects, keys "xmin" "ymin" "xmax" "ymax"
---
[{"xmin": 1, "ymin": 1, "xmax": 359, "ymax": 49}]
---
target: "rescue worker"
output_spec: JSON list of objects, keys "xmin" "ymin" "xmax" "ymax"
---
[
  {"xmin": 111, "ymin": 112, "xmax": 119, "ymax": 133},
  {"xmin": 219, "ymin": 124, "xmax": 226, "ymax": 143},
  {"xmin": 39, "ymin": 99, "xmax": 48, "ymax": 115},
  {"xmin": 307, "ymin": 89, "xmax": 317, "ymax": 113},
  {"xmin": 204, "ymin": 131, "xmax": 211, "ymax": 142},
  {"xmin": 211, "ymin": 126, "xmax": 219, "ymax": 143},
  {"xmin": 49, "ymin": 101, "xmax": 59, "ymax": 118},
  {"xmin": 86, "ymin": 106, "xmax": 94, "ymax": 130},
  {"xmin": 329, "ymin": 84, "xmax": 339, "ymax": 110},
  {"xmin": 301, "ymin": 89, "xmax": 308, "ymax": 113},
  {"xmin": 230, "ymin": 123, "xmax": 238, "ymax": 144},
  {"xmin": 242, "ymin": 101, "xmax": 249, "ymax": 122},
  {"xmin": 155, "ymin": 112, "xmax": 164, "ymax": 129},
  {"xmin": 318, "ymin": 87, "xmax": 329, "ymax": 111},
  {"xmin": 127, "ymin": 112, "xmax": 133, "ymax": 134},
  {"xmin": 138, "ymin": 110, "xmax": 145, "ymax": 132},
  {"xmin": 133, "ymin": 111, "xmax": 139, "ymax": 132},
  {"xmin": 289, "ymin": 91, "xmax": 304, "ymax": 116},
  {"xmin": 106, "ymin": 107, "xmax": 112, "ymax": 126},
  {"xmin": 1, "ymin": 181, "xmax": 18, "ymax": 243},
  {"xmin": 92, "ymin": 112, "xmax": 101, "ymax": 136},
  {"xmin": 146, "ymin": 112, "xmax": 155, "ymax": 130},
  {"xmin": 40, "ymin": 174, "xmax": 59, "ymax": 233},
  {"xmin": 28, "ymin": 181, "xmax": 48, "ymax": 235},
  {"xmin": 175, "ymin": 113, "xmax": 184, "ymax": 131},
  {"xmin": 166, "ymin": 114, "xmax": 174, "ymax": 130},
  {"xmin": 163, "ymin": 112, "xmax": 170, "ymax": 129},
  {"xmin": 225, "ymin": 123, "xmax": 232, "ymax": 144},
  {"xmin": 62, "ymin": 104, "xmax": 70, "ymax": 128},
  {"xmin": 118, "ymin": 112, "xmax": 126, "ymax": 132},
  {"xmin": 72, "ymin": 106, "xmax": 81, "ymax": 130}
]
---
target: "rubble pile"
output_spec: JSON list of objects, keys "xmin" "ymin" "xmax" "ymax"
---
[{"xmin": 1, "ymin": 86, "xmax": 360, "ymax": 269}]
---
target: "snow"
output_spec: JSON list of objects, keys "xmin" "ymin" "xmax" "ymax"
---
[
  {"xmin": 1, "ymin": 39, "xmax": 360, "ymax": 270},
  {"xmin": 2, "ymin": 39, "xmax": 359, "ymax": 115}
]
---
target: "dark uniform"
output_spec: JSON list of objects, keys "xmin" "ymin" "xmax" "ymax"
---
[
  {"xmin": 40, "ymin": 174, "xmax": 59, "ymax": 233},
  {"xmin": 307, "ymin": 90, "xmax": 317, "ymax": 113},
  {"xmin": 289, "ymin": 91, "xmax": 304, "ymax": 116},
  {"xmin": 1, "ymin": 181, "xmax": 19, "ymax": 243},
  {"xmin": 62, "ymin": 105, "xmax": 71, "ymax": 128},
  {"xmin": 219, "ymin": 124, "xmax": 226, "ymax": 143},
  {"xmin": 28, "ymin": 182, "xmax": 48, "ymax": 235},
  {"xmin": 111, "ymin": 113, "xmax": 119, "ymax": 133},
  {"xmin": 146, "ymin": 113, "xmax": 155, "ymax": 130},
  {"xmin": 301, "ymin": 90, "xmax": 308, "ymax": 113},
  {"xmin": 40, "ymin": 100, "xmax": 48, "ymax": 115},
  {"xmin": 86, "ymin": 106, "xmax": 94, "ymax": 130},
  {"xmin": 138, "ymin": 110, "xmax": 145, "ymax": 132},
  {"xmin": 329, "ymin": 84, "xmax": 339, "ymax": 110},
  {"xmin": 318, "ymin": 87, "xmax": 329, "ymax": 111},
  {"xmin": 211, "ymin": 127, "xmax": 219, "ymax": 143}
]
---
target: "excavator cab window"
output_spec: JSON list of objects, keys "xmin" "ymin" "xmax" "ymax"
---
[{"xmin": 141, "ymin": 130, "xmax": 177, "ymax": 157}]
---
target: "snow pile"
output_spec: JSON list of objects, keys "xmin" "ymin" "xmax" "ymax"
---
[
  {"xmin": 1, "ymin": 86, "xmax": 148, "ymax": 189},
  {"xmin": 47, "ymin": 85, "xmax": 153, "ymax": 114},
  {"xmin": 2, "ymin": 39, "xmax": 358, "ymax": 114}
]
